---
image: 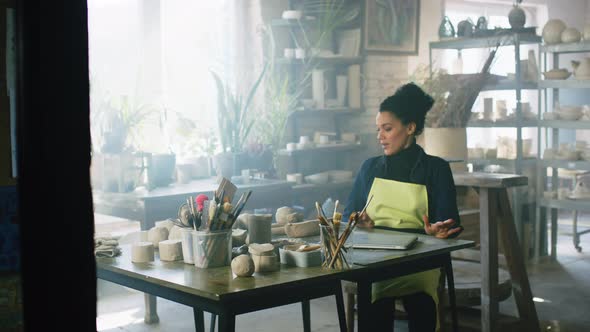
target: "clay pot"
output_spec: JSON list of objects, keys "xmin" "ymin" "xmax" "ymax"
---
[
  {"xmin": 508, "ymin": 5, "xmax": 526, "ymax": 29},
  {"xmin": 571, "ymin": 58, "xmax": 590, "ymax": 79},
  {"xmin": 561, "ymin": 28, "xmax": 581, "ymax": 43},
  {"xmin": 542, "ymin": 19, "xmax": 566, "ymax": 45}
]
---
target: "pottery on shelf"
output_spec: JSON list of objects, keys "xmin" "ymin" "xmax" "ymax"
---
[
  {"xmin": 457, "ymin": 19, "xmax": 474, "ymax": 37},
  {"xmin": 542, "ymin": 19, "xmax": 566, "ymax": 44},
  {"xmin": 561, "ymin": 28, "xmax": 582, "ymax": 43},
  {"xmin": 584, "ymin": 24, "xmax": 590, "ymax": 40},
  {"xmin": 571, "ymin": 58, "xmax": 590, "ymax": 79},
  {"xmin": 542, "ymin": 68, "xmax": 571, "ymax": 80},
  {"xmin": 438, "ymin": 16, "xmax": 455, "ymax": 40},
  {"xmin": 476, "ymin": 16, "xmax": 488, "ymax": 31},
  {"xmin": 508, "ymin": 3, "xmax": 526, "ymax": 29}
]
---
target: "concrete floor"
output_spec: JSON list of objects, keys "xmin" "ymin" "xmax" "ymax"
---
[{"xmin": 96, "ymin": 213, "xmax": 590, "ymax": 331}]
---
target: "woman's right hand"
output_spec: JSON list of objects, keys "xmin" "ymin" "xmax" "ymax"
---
[{"xmin": 356, "ymin": 211, "xmax": 374, "ymax": 229}]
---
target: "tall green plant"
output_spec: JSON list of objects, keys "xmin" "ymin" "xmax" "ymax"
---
[{"xmin": 211, "ymin": 63, "xmax": 268, "ymax": 153}]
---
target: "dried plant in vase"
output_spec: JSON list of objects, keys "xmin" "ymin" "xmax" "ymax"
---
[{"xmin": 413, "ymin": 45, "xmax": 499, "ymax": 128}]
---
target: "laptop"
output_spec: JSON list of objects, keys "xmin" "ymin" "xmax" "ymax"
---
[{"xmin": 352, "ymin": 230, "xmax": 418, "ymax": 250}]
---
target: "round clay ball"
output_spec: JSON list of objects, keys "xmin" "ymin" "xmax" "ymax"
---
[
  {"xmin": 231, "ymin": 254, "xmax": 255, "ymax": 277},
  {"xmin": 148, "ymin": 226, "xmax": 169, "ymax": 249}
]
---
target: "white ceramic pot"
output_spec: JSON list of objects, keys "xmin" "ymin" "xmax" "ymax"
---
[
  {"xmin": 421, "ymin": 127, "xmax": 467, "ymax": 172},
  {"xmin": 542, "ymin": 19, "xmax": 566, "ymax": 44},
  {"xmin": 561, "ymin": 28, "xmax": 581, "ymax": 43},
  {"xmin": 571, "ymin": 58, "xmax": 590, "ymax": 78}
]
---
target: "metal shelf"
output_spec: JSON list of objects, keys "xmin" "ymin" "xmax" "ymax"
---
[
  {"xmin": 275, "ymin": 56, "xmax": 363, "ymax": 66},
  {"xmin": 278, "ymin": 143, "xmax": 362, "ymax": 156},
  {"xmin": 540, "ymin": 41, "xmax": 590, "ymax": 54},
  {"xmin": 270, "ymin": 18, "xmax": 316, "ymax": 27},
  {"xmin": 290, "ymin": 108, "xmax": 363, "ymax": 116},
  {"xmin": 538, "ymin": 119, "xmax": 590, "ymax": 129},
  {"xmin": 539, "ymin": 198, "xmax": 590, "ymax": 211},
  {"xmin": 430, "ymin": 33, "xmax": 542, "ymax": 50},
  {"xmin": 538, "ymin": 79, "xmax": 590, "ymax": 89},
  {"xmin": 291, "ymin": 180, "xmax": 354, "ymax": 191},
  {"xmin": 467, "ymin": 120, "xmax": 538, "ymax": 127},
  {"xmin": 481, "ymin": 80, "xmax": 538, "ymax": 91},
  {"xmin": 467, "ymin": 158, "xmax": 537, "ymax": 167},
  {"xmin": 539, "ymin": 159, "xmax": 590, "ymax": 171}
]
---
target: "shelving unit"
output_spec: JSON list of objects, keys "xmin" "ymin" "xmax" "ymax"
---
[
  {"xmin": 271, "ymin": 1, "xmax": 364, "ymax": 203},
  {"xmin": 536, "ymin": 41, "xmax": 590, "ymax": 259},
  {"xmin": 429, "ymin": 32, "xmax": 542, "ymax": 244}
]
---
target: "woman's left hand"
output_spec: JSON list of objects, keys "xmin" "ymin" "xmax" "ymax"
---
[{"xmin": 422, "ymin": 215, "xmax": 461, "ymax": 239}]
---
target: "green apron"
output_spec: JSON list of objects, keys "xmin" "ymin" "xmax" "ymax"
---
[{"xmin": 367, "ymin": 177, "xmax": 441, "ymax": 328}]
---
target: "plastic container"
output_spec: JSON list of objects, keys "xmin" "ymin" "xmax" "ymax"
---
[
  {"xmin": 180, "ymin": 228, "xmax": 195, "ymax": 264},
  {"xmin": 279, "ymin": 247, "xmax": 322, "ymax": 267},
  {"xmin": 192, "ymin": 229, "xmax": 232, "ymax": 268}
]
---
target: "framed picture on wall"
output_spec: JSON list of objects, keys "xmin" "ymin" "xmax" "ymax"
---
[{"xmin": 364, "ymin": 0, "xmax": 420, "ymax": 54}]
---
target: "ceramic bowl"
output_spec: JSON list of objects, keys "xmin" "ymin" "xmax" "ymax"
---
[
  {"xmin": 304, "ymin": 173, "xmax": 330, "ymax": 185},
  {"xmin": 561, "ymin": 27, "xmax": 582, "ymax": 43},
  {"xmin": 556, "ymin": 110, "xmax": 582, "ymax": 121},
  {"xmin": 281, "ymin": 10, "xmax": 303, "ymax": 20},
  {"xmin": 543, "ymin": 69, "xmax": 571, "ymax": 80},
  {"xmin": 543, "ymin": 19, "xmax": 567, "ymax": 44},
  {"xmin": 327, "ymin": 170, "xmax": 353, "ymax": 183},
  {"xmin": 543, "ymin": 112, "xmax": 559, "ymax": 120}
]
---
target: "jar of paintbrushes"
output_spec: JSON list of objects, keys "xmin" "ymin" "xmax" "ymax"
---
[
  {"xmin": 316, "ymin": 196, "xmax": 372, "ymax": 269},
  {"xmin": 183, "ymin": 184, "xmax": 253, "ymax": 268}
]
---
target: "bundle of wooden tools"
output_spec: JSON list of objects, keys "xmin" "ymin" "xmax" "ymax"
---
[
  {"xmin": 184, "ymin": 178, "xmax": 252, "ymax": 267},
  {"xmin": 317, "ymin": 195, "xmax": 373, "ymax": 269}
]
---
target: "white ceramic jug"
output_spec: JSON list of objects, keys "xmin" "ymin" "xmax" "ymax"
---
[{"xmin": 571, "ymin": 58, "xmax": 590, "ymax": 79}]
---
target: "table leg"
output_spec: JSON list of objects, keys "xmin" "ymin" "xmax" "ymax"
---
[
  {"xmin": 356, "ymin": 281, "xmax": 372, "ymax": 331},
  {"xmin": 218, "ymin": 311, "xmax": 235, "ymax": 332},
  {"xmin": 334, "ymin": 284, "xmax": 347, "ymax": 332},
  {"xmin": 143, "ymin": 293, "xmax": 159, "ymax": 324},
  {"xmin": 301, "ymin": 300, "xmax": 311, "ymax": 332},
  {"xmin": 479, "ymin": 188, "xmax": 498, "ymax": 332},
  {"xmin": 444, "ymin": 254, "xmax": 458, "ymax": 332},
  {"xmin": 193, "ymin": 308, "xmax": 205, "ymax": 332},
  {"xmin": 210, "ymin": 313, "xmax": 217, "ymax": 332},
  {"xmin": 550, "ymin": 207, "xmax": 558, "ymax": 259},
  {"xmin": 497, "ymin": 189, "xmax": 540, "ymax": 332}
]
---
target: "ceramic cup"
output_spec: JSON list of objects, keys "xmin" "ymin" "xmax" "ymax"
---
[
  {"xmin": 286, "ymin": 142, "xmax": 297, "ymax": 151},
  {"xmin": 284, "ymin": 48, "xmax": 295, "ymax": 59},
  {"xmin": 295, "ymin": 48, "xmax": 305, "ymax": 59},
  {"xmin": 286, "ymin": 173, "xmax": 304, "ymax": 184},
  {"xmin": 299, "ymin": 136, "xmax": 311, "ymax": 144},
  {"xmin": 319, "ymin": 135, "xmax": 330, "ymax": 144},
  {"xmin": 483, "ymin": 98, "xmax": 493, "ymax": 120}
]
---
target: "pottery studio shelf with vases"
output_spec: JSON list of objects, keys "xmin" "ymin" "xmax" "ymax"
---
[
  {"xmin": 535, "ymin": 29, "xmax": 590, "ymax": 258},
  {"xmin": 275, "ymin": 56, "xmax": 364, "ymax": 66},
  {"xmin": 430, "ymin": 29, "xmax": 542, "ymax": 245},
  {"xmin": 272, "ymin": 0, "xmax": 365, "ymax": 204}
]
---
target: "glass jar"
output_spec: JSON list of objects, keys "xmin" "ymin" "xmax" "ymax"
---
[
  {"xmin": 319, "ymin": 224, "xmax": 353, "ymax": 269},
  {"xmin": 192, "ymin": 229, "xmax": 232, "ymax": 268}
]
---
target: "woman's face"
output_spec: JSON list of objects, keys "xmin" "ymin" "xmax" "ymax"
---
[{"xmin": 375, "ymin": 111, "xmax": 415, "ymax": 156}]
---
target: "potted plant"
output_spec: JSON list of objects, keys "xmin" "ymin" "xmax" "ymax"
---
[
  {"xmin": 210, "ymin": 63, "xmax": 267, "ymax": 179},
  {"xmin": 411, "ymin": 48, "xmax": 497, "ymax": 170}
]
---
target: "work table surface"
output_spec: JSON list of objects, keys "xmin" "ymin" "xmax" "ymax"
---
[{"xmin": 96, "ymin": 230, "xmax": 473, "ymax": 302}]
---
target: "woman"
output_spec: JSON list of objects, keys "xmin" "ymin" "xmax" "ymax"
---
[{"xmin": 343, "ymin": 83, "xmax": 463, "ymax": 331}]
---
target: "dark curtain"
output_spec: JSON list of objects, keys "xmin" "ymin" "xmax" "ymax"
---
[{"xmin": 17, "ymin": 1, "xmax": 96, "ymax": 331}]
